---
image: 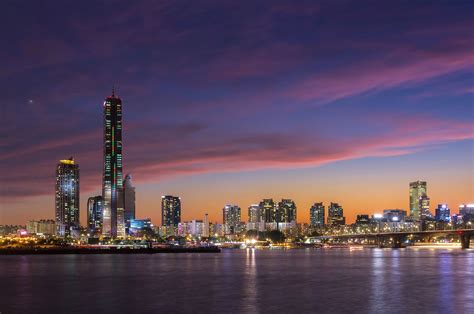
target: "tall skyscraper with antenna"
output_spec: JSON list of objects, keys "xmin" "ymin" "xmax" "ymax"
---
[{"xmin": 102, "ymin": 89, "xmax": 125, "ymax": 238}]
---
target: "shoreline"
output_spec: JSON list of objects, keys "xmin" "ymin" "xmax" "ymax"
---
[{"xmin": 0, "ymin": 246, "xmax": 221, "ymax": 255}]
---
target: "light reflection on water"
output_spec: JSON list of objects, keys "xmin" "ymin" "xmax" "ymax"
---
[{"xmin": 0, "ymin": 249, "xmax": 473, "ymax": 313}]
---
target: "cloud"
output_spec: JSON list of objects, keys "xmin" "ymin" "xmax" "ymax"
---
[
  {"xmin": 1, "ymin": 113, "xmax": 472, "ymax": 202},
  {"xmin": 1, "ymin": 0, "xmax": 473, "ymax": 209}
]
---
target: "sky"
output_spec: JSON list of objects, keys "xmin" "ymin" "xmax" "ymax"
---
[{"xmin": 0, "ymin": 0, "xmax": 473, "ymax": 226}]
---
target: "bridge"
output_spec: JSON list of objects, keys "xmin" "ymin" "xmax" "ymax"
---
[{"xmin": 308, "ymin": 229, "xmax": 474, "ymax": 249}]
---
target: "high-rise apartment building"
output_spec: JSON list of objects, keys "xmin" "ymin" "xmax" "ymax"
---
[
  {"xmin": 162, "ymin": 195, "xmax": 181, "ymax": 227},
  {"xmin": 248, "ymin": 204, "xmax": 261, "ymax": 223},
  {"xmin": 203, "ymin": 213, "xmax": 209, "ymax": 237},
  {"xmin": 278, "ymin": 199, "xmax": 297, "ymax": 223},
  {"xmin": 409, "ymin": 181, "xmax": 427, "ymax": 220},
  {"xmin": 102, "ymin": 89, "xmax": 125, "ymax": 238},
  {"xmin": 223, "ymin": 205, "xmax": 241, "ymax": 234},
  {"xmin": 87, "ymin": 195, "xmax": 103, "ymax": 236},
  {"xmin": 327, "ymin": 202, "xmax": 345, "ymax": 225},
  {"xmin": 261, "ymin": 199, "xmax": 277, "ymax": 223},
  {"xmin": 55, "ymin": 157, "xmax": 80, "ymax": 236},
  {"xmin": 310, "ymin": 202, "xmax": 325, "ymax": 226}
]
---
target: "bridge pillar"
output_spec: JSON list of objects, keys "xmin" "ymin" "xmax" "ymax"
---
[
  {"xmin": 376, "ymin": 236, "xmax": 383, "ymax": 248},
  {"xmin": 392, "ymin": 235, "xmax": 404, "ymax": 249},
  {"xmin": 460, "ymin": 234, "xmax": 471, "ymax": 249}
]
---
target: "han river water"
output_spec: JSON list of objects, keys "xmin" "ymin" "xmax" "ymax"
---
[{"xmin": 0, "ymin": 248, "xmax": 473, "ymax": 313}]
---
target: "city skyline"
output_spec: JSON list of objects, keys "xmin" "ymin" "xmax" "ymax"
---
[{"xmin": 1, "ymin": 1, "xmax": 473, "ymax": 226}]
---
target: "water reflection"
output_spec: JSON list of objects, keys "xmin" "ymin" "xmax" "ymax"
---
[
  {"xmin": 244, "ymin": 248, "xmax": 258, "ymax": 312},
  {"xmin": 1, "ymin": 249, "xmax": 473, "ymax": 313},
  {"xmin": 369, "ymin": 249, "xmax": 387, "ymax": 313}
]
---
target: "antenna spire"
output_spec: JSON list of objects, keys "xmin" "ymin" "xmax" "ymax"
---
[{"xmin": 112, "ymin": 85, "xmax": 115, "ymax": 97}]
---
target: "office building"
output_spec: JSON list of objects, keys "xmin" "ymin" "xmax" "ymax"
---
[
  {"xmin": 310, "ymin": 202, "xmax": 325, "ymax": 226},
  {"xmin": 87, "ymin": 196, "xmax": 103, "ymax": 236},
  {"xmin": 102, "ymin": 89, "xmax": 125, "ymax": 238},
  {"xmin": 162, "ymin": 195, "xmax": 181, "ymax": 229},
  {"xmin": 327, "ymin": 202, "xmax": 345, "ymax": 225},
  {"xmin": 123, "ymin": 174, "xmax": 136, "ymax": 232},
  {"xmin": 409, "ymin": 181, "xmax": 427, "ymax": 220},
  {"xmin": 435, "ymin": 204, "xmax": 450, "ymax": 222},
  {"xmin": 223, "ymin": 204, "xmax": 241, "ymax": 234},
  {"xmin": 55, "ymin": 157, "xmax": 80, "ymax": 236}
]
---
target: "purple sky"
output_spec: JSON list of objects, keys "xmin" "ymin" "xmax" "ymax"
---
[{"xmin": 1, "ymin": 1, "xmax": 473, "ymax": 225}]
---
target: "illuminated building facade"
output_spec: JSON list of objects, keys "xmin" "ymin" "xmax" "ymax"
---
[
  {"xmin": 161, "ymin": 195, "xmax": 181, "ymax": 228},
  {"xmin": 261, "ymin": 199, "xmax": 277, "ymax": 223},
  {"xmin": 87, "ymin": 195, "xmax": 103, "ymax": 236},
  {"xmin": 459, "ymin": 204, "xmax": 474, "ymax": 222},
  {"xmin": 248, "ymin": 204, "xmax": 261, "ymax": 224},
  {"xmin": 186, "ymin": 220, "xmax": 204, "ymax": 237},
  {"xmin": 419, "ymin": 195, "xmax": 432, "ymax": 220},
  {"xmin": 203, "ymin": 213, "xmax": 209, "ymax": 237},
  {"xmin": 129, "ymin": 218, "xmax": 152, "ymax": 236},
  {"xmin": 355, "ymin": 215, "xmax": 370, "ymax": 224},
  {"xmin": 327, "ymin": 202, "xmax": 345, "ymax": 225},
  {"xmin": 435, "ymin": 204, "xmax": 450, "ymax": 222},
  {"xmin": 248, "ymin": 204, "xmax": 264, "ymax": 231},
  {"xmin": 278, "ymin": 199, "xmax": 297, "ymax": 223},
  {"xmin": 223, "ymin": 204, "xmax": 241, "ymax": 234},
  {"xmin": 409, "ymin": 180, "xmax": 427, "ymax": 220},
  {"xmin": 102, "ymin": 90, "xmax": 125, "ymax": 238},
  {"xmin": 123, "ymin": 174, "xmax": 136, "ymax": 233},
  {"xmin": 55, "ymin": 157, "xmax": 80, "ymax": 236},
  {"xmin": 130, "ymin": 218, "xmax": 152, "ymax": 230},
  {"xmin": 27, "ymin": 220, "xmax": 55, "ymax": 235},
  {"xmin": 383, "ymin": 209, "xmax": 407, "ymax": 222},
  {"xmin": 310, "ymin": 202, "xmax": 325, "ymax": 226}
]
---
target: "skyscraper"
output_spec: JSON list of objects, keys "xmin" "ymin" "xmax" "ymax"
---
[
  {"xmin": 419, "ymin": 195, "xmax": 432, "ymax": 220},
  {"xmin": 87, "ymin": 196, "xmax": 103, "ymax": 236},
  {"xmin": 248, "ymin": 204, "xmax": 262, "ymax": 231},
  {"xmin": 248, "ymin": 204, "xmax": 261, "ymax": 224},
  {"xmin": 123, "ymin": 174, "xmax": 136, "ymax": 232},
  {"xmin": 260, "ymin": 199, "xmax": 277, "ymax": 223},
  {"xmin": 102, "ymin": 89, "xmax": 125, "ymax": 238},
  {"xmin": 310, "ymin": 202, "xmax": 325, "ymax": 226},
  {"xmin": 223, "ymin": 205, "xmax": 241, "ymax": 234},
  {"xmin": 409, "ymin": 181, "xmax": 427, "ymax": 220},
  {"xmin": 55, "ymin": 157, "xmax": 80, "ymax": 237},
  {"xmin": 278, "ymin": 199, "xmax": 297, "ymax": 223},
  {"xmin": 162, "ymin": 195, "xmax": 181, "ymax": 228},
  {"xmin": 435, "ymin": 204, "xmax": 450, "ymax": 222},
  {"xmin": 327, "ymin": 202, "xmax": 345, "ymax": 225}
]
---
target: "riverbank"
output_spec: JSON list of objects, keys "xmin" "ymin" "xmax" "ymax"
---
[{"xmin": 0, "ymin": 246, "xmax": 221, "ymax": 254}]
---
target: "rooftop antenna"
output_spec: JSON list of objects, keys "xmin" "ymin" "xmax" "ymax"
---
[{"xmin": 112, "ymin": 85, "xmax": 115, "ymax": 97}]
